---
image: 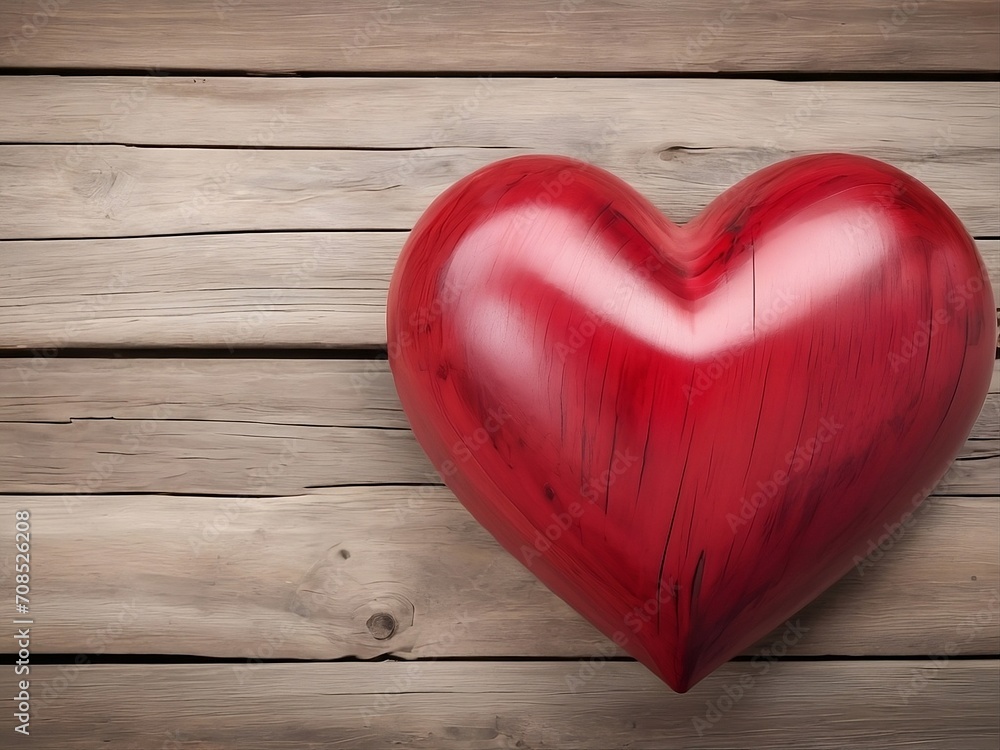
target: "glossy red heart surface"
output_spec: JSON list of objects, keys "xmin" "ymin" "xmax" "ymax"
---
[{"xmin": 386, "ymin": 154, "xmax": 996, "ymax": 692}]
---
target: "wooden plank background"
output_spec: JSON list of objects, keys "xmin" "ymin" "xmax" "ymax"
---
[
  {"xmin": 1, "ymin": 1, "xmax": 998, "ymax": 72},
  {"xmin": 0, "ymin": 494, "xmax": 995, "ymax": 660},
  {"xmin": 22, "ymin": 662, "xmax": 1000, "ymax": 749},
  {"xmin": 1, "ymin": 2, "xmax": 998, "ymax": 748},
  {"xmin": 0, "ymin": 358, "xmax": 997, "ymax": 495}
]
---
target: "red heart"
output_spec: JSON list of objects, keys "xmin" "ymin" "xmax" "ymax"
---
[{"xmin": 387, "ymin": 154, "xmax": 995, "ymax": 692}]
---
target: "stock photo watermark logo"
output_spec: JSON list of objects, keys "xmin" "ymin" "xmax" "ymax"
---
[
  {"xmin": 580, "ymin": 448, "xmax": 640, "ymax": 504},
  {"xmin": 852, "ymin": 485, "xmax": 935, "ymax": 576},
  {"xmin": 53, "ymin": 66, "xmax": 166, "ymax": 179},
  {"xmin": 62, "ymin": 401, "xmax": 178, "ymax": 516},
  {"xmin": 435, "ymin": 406, "xmax": 514, "ymax": 481},
  {"xmin": 622, "ymin": 576, "xmax": 682, "ymax": 640},
  {"xmin": 387, "ymin": 76, "xmax": 498, "ymax": 187},
  {"xmin": 17, "ymin": 269, "xmax": 134, "ymax": 384},
  {"xmin": 341, "ymin": 0, "xmax": 402, "ymax": 58},
  {"xmin": 230, "ymin": 623, "xmax": 300, "ymax": 685},
  {"xmin": 508, "ymin": 168, "xmax": 576, "ymax": 232},
  {"xmin": 896, "ymin": 589, "xmax": 999, "ymax": 705},
  {"xmin": 670, "ymin": 0, "xmax": 753, "ymax": 70},
  {"xmin": 30, "ymin": 600, "xmax": 140, "ymax": 722},
  {"xmin": 552, "ymin": 253, "xmax": 661, "ymax": 364},
  {"xmin": 683, "ymin": 289, "xmax": 799, "ymax": 403},
  {"xmin": 509, "ymin": 119, "xmax": 625, "ymax": 232},
  {"xmin": 221, "ymin": 243, "xmax": 326, "ymax": 350},
  {"xmin": 554, "ymin": 255, "xmax": 798, "ymax": 380},
  {"xmin": 878, "ymin": 0, "xmax": 927, "ymax": 39},
  {"xmin": 351, "ymin": 276, "xmax": 464, "ymax": 394},
  {"xmin": 2, "ymin": 0, "xmax": 67, "ymax": 58},
  {"xmin": 563, "ymin": 575, "xmax": 682, "ymax": 693},
  {"xmin": 842, "ymin": 125, "xmax": 956, "ymax": 244},
  {"xmin": 888, "ymin": 276, "xmax": 985, "ymax": 372},
  {"xmin": 177, "ymin": 107, "xmax": 291, "ymax": 221},
  {"xmin": 726, "ymin": 416, "xmax": 844, "ymax": 533},
  {"xmin": 692, "ymin": 619, "xmax": 809, "ymax": 736},
  {"xmin": 773, "ymin": 86, "xmax": 831, "ymax": 138},
  {"xmin": 545, "ymin": 0, "xmax": 584, "ymax": 30},
  {"xmin": 187, "ymin": 438, "xmax": 304, "ymax": 553},
  {"xmin": 394, "ymin": 411, "xmax": 554, "ymax": 524},
  {"xmin": 757, "ymin": 85, "xmax": 832, "ymax": 162},
  {"xmin": 519, "ymin": 447, "xmax": 639, "ymax": 567}
]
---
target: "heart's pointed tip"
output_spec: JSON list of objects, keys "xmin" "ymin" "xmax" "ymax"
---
[
  {"xmin": 665, "ymin": 677, "xmax": 692, "ymax": 694},
  {"xmin": 651, "ymin": 650, "xmax": 713, "ymax": 694},
  {"xmin": 651, "ymin": 661, "xmax": 694, "ymax": 694},
  {"xmin": 661, "ymin": 669, "xmax": 700, "ymax": 694}
]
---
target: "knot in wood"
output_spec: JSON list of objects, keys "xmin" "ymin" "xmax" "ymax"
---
[{"xmin": 366, "ymin": 612, "xmax": 397, "ymax": 640}]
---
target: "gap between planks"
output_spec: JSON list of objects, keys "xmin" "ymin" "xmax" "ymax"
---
[
  {"xmin": 1, "ymin": 145, "xmax": 994, "ymax": 238},
  {"xmin": 0, "ymin": 358, "xmax": 996, "ymax": 496},
  {"xmin": 19, "ymin": 661, "xmax": 1000, "ymax": 749},
  {"xmin": 0, "ymin": 78, "xmax": 996, "ymax": 238},
  {"xmin": 0, "ymin": 236, "xmax": 996, "ymax": 349},
  {"xmin": 0, "ymin": 490, "xmax": 996, "ymax": 661}
]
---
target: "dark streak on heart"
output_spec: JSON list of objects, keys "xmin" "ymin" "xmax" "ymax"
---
[
  {"xmin": 677, "ymin": 550, "xmax": 709, "ymax": 689},
  {"xmin": 723, "ymin": 209, "xmax": 749, "ymax": 237},
  {"xmin": 635, "ymin": 381, "xmax": 656, "ymax": 521},
  {"xmin": 606, "ymin": 407, "xmax": 620, "ymax": 519},
  {"xmin": 690, "ymin": 550, "xmax": 707, "ymax": 619},
  {"xmin": 741, "ymin": 356, "xmax": 772, "ymax": 488},
  {"xmin": 596, "ymin": 341, "xmax": 615, "ymax": 515},
  {"xmin": 610, "ymin": 207, "xmax": 686, "ymax": 279},
  {"xmin": 605, "ymin": 348, "xmax": 630, "ymax": 521},
  {"xmin": 657, "ymin": 410, "xmax": 696, "ymax": 635}
]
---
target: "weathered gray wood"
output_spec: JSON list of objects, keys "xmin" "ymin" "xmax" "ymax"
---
[
  {"xmin": 0, "ymin": 236, "xmax": 996, "ymax": 349},
  {"xmin": 2, "ymin": 145, "xmax": 996, "ymax": 238},
  {"xmin": 1, "ymin": 1, "xmax": 997, "ymax": 72},
  {"xmin": 0, "ymin": 233, "xmax": 398, "ymax": 349},
  {"xmin": 1, "ymin": 78, "xmax": 997, "ymax": 152},
  {"xmin": 0, "ymin": 417, "xmax": 432, "ymax": 494},
  {"xmin": 0, "ymin": 359, "xmax": 995, "ymax": 496},
  {"xmin": 24, "ymin": 661, "xmax": 1000, "ymax": 749},
  {"xmin": 2, "ymin": 358, "xmax": 995, "ymax": 428},
  {"xmin": 1, "ymin": 7, "xmax": 997, "ymax": 744},
  {"xmin": 0, "ymin": 491, "xmax": 995, "ymax": 660}
]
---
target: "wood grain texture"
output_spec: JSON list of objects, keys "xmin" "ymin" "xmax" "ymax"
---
[
  {"xmin": 0, "ymin": 491, "xmax": 995, "ymax": 659},
  {"xmin": 22, "ymin": 661, "xmax": 1000, "ymax": 749},
  {"xmin": 1, "ymin": 359, "xmax": 996, "ymax": 496},
  {"xmin": 1, "ymin": 236, "xmax": 997, "ymax": 349},
  {"xmin": 1, "ymin": 78, "xmax": 997, "ymax": 152},
  {"xmin": 3, "ymin": 144, "xmax": 995, "ymax": 240},
  {"xmin": 0, "ymin": 0, "xmax": 997, "ymax": 741},
  {"xmin": 6, "ymin": 417, "xmax": 985, "ymax": 496},
  {"xmin": 1, "ymin": 1, "xmax": 997, "ymax": 72},
  {"xmin": 0, "ymin": 77, "xmax": 996, "ymax": 239}
]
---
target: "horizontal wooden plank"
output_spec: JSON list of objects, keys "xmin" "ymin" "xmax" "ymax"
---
[
  {"xmin": 24, "ymin": 661, "xmax": 1000, "ymax": 749},
  {"xmin": 0, "ymin": 491, "xmax": 995, "ymax": 660},
  {"xmin": 1, "ymin": 1, "xmax": 997, "ymax": 72},
  {"xmin": 0, "ymin": 233, "xmax": 397, "ymax": 349},
  {"xmin": 0, "ymin": 359, "xmax": 996, "ymax": 496},
  {"xmin": 0, "ymin": 236, "xmax": 996, "ymax": 349},
  {"xmin": 1, "ymin": 78, "xmax": 997, "ymax": 152},
  {"xmin": 3, "ymin": 143, "xmax": 995, "ymax": 239},
  {"xmin": 0, "ymin": 77, "xmax": 996, "ymax": 239}
]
